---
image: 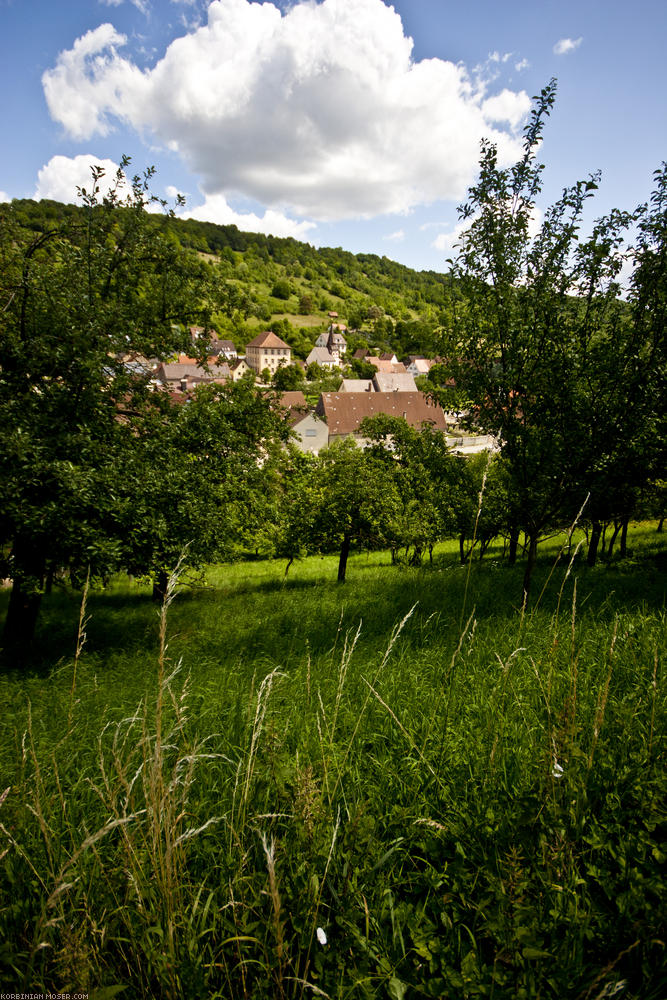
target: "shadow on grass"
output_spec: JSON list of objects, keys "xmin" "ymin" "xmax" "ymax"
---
[{"xmin": 1, "ymin": 532, "xmax": 664, "ymax": 675}]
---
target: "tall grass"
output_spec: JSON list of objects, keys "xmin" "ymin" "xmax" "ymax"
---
[{"xmin": 0, "ymin": 526, "xmax": 665, "ymax": 997}]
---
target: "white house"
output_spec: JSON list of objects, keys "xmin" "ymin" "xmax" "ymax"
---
[
  {"xmin": 306, "ymin": 346, "xmax": 339, "ymax": 370},
  {"xmin": 246, "ymin": 331, "xmax": 291, "ymax": 375}
]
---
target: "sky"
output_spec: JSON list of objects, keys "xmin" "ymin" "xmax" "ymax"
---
[{"xmin": 1, "ymin": 0, "xmax": 665, "ymax": 272}]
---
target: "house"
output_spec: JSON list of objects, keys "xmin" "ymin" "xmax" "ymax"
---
[
  {"xmin": 367, "ymin": 358, "xmax": 408, "ymax": 375},
  {"xmin": 246, "ymin": 331, "xmax": 291, "ymax": 376},
  {"xmin": 339, "ymin": 372, "xmax": 417, "ymax": 392},
  {"xmin": 327, "ymin": 324, "xmax": 347, "ymax": 360},
  {"xmin": 340, "ymin": 379, "xmax": 375, "ymax": 392},
  {"xmin": 406, "ymin": 358, "xmax": 435, "ymax": 377},
  {"xmin": 372, "ymin": 371, "xmax": 418, "ymax": 393},
  {"xmin": 153, "ymin": 361, "xmax": 230, "ymax": 392},
  {"xmin": 314, "ymin": 324, "xmax": 347, "ymax": 362},
  {"xmin": 273, "ymin": 392, "xmax": 329, "ymax": 453},
  {"xmin": 352, "ymin": 348, "xmax": 373, "ymax": 360},
  {"xmin": 306, "ymin": 346, "xmax": 339, "ymax": 370},
  {"xmin": 229, "ymin": 358, "xmax": 253, "ymax": 381},
  {"xmin": 211, "ymin": 338, "xmax": 238, "ymax": 359},
  {"xmin": 316, "ymin": 391, "xmax": 447, "ymax": 446},
  {"xmin": 379, "ymin": 351, "xmax": 398, "ymax": 363}
]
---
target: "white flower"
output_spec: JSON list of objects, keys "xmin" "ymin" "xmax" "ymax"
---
[
  {"xmin": 316, "ymin": 926, "xmax": 327, "ymax": 946},
  {"xmin": 552, "ymin": 761, "xmax": 564, "ymax": 779}
]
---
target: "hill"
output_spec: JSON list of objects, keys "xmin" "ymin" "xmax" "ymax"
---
[{"xmin": 3, "ymin": 198, "xmax": 456, "ymax": 361}]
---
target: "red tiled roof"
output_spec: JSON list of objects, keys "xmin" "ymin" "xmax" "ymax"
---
[{"xmin": 316, "ymin": 392, "xmax": 447, "ymax": 436}]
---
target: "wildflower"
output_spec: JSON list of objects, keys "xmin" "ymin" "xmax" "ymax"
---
[
  {"xmin": 552, "ymin": 760, "xmax": 564, "ymax": 779},
  {"xmin": 316, "ymin": 926, "xmax": 327, "ymax": 946}
]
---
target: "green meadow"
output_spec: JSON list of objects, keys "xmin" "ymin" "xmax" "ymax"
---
[{"xmin": 0, "ymin": 527, "xmax": 665, "ymax": 999}]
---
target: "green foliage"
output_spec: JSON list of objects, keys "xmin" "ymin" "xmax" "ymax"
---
[
  {"xmin": 0, "ymin": 528, "xmax": 665, "ymax": 997},
  {"xmin": 297, "ymin": 292, "xmax": 313, "ymax": 314},
  {"xmin": 272, "ymin": 364, "xmax": 304, "ymax": 391},
  {"xmin": 0, "ymin": 165, "xmax": 288, "ymax": 651},
  {"xmin": 5, "ymin": 197, "xmax": 455, "ymax": 361},
  {"xmin": 443, "ymin": 81, "xmax": 664, "ymax": 597},
  {"xmin": 270, "ymin": 277, "xmax": 292, "ymax": 300}
]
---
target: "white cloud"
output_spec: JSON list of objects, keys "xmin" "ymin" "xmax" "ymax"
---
[
  {"xmin": 34, "ymin": 154, "xmax": 127, "ymax": 203},
  {"xmin": 482, "ymin": 89, "xmax": 529, "ymax": 129},
  {"xmin": 553, "ymin": 37, "xmax": 583, "ymax": 55},
  {"xmin": 489, "ymin": 51, "xmax": 512, "ymax": 64},
  {"xmin": 432, "ymin": 220, "xmax": 469, "ymax": 257},
  {"xmin": 43, "ymin": 0, "xmax": 531, "ymax": 221},
  {"xmin": 385, "ymin": 229, "xmax": 405, "ymax": 242},
  {"xmin": 514, "ymin": 58, "xmax": 529, "ymax": 72},
  {"xmin": 179, "ymin": 193, "xmax": 316, "ymax": 239},
  {"xmin": 99, "ymin": 0, "xmax": 150, "ymax": 13},
  {"xmin": 0, "ymin": 191, "xmax": 10, "ymax": 203}
]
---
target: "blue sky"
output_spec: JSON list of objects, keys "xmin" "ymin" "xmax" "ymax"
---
[{"xmin": 1, "ymin": 0, "xmax": 665, "ymax": 272}]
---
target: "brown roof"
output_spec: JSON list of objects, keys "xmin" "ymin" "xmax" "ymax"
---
[
  {"xmin": 214, "ymin": 338, "xmax": 237, "ymax": 353},
  {"xmin": 154, "ymin": 362, "xmax": 215, "ymax": 382},
  {"xmin": 368, "ymin": 359, "xmax": 407, "ymax": 374},
  {"xmin": 316, "ymin": 392, "xmax": 447, "ymax": 436},
  {"xmin": 247, "ymin": 330, "xmax": 291, "ymax": 350},
  {"xmin": 274, "ymin": 391, "xmax": 310, "ymax": 427}
]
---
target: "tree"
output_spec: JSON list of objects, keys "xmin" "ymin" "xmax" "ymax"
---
[
  {"xmin": 0, "ymin": 163, "xmax": 215, "ymax": 656},
  {"xmin": 272, "ymin": 364, "xmax": 304, "ymax": 391},
  {"xmin": 298, "ymin": 292, "xmax": 313, "ymax": 315},
  {"xmin": 310, "ymin": 440, "xmax": 402, "ymax": 582},
  {"xmin": 361, "ymin": 416, "xmax": 458, "ymax": 563},
  {"xmin": 444, "ymin": 80, "xmax": 642, "ymax": 600},
  {"xmin": 112, "ymin": 382, "xmax": 289, "ymax": 601},
  {"xmin": 271, "ymin": 278, "xmax": 291, "ymax": 300}
]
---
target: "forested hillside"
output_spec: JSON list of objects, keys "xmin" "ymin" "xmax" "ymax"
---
[{"xmin": 5, "ymin": 196, "xmax": 455, "ymax": 361}]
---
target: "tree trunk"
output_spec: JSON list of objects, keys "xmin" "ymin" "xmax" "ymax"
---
[
  {"xmin": 522, "ymin": 533, "xmax": 538, "ymax": 607},
  {"xmin": 152, "ymin": 569, "xmax": 169, "ymax": 603},
  {"xmin": 428, "ymin": 543, "xmax": 434, "ymax": 564},
  {"xmin": 606, "ymin": 520, "xmax": 622, "ymax": 560},
  {"xmin": 619, "ymin": 517, "xmax": 629, "ymax": 558},
  {"xmin": 337, "ymin": 533, "xmax": 351, "ymax": 583},
  {"xmin": 600, "ymin": 521, "xmax": 608, "ymax": 555},
  {"xmin": 284, "ymin": 557, "xmax": 294, "ymax": 578},
  {"xmin": 587, "ymin": 520, "xmax": 602, "ymax": 567},
  {"xmin": 657, "ymin": 515, "xmax": 664, "ymax": 533},
  {"xmin": 2, "ymin": 582, "xmax": 43, "ymax": 662},
  {"xmin": 508, "ymin": 526, "xmax": 519, "ymax": 566},
  {"xmin": 1, "ymin": 537, "xmax": 46, "ymax": 661}
]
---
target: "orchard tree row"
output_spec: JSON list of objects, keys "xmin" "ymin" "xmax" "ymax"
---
[{"xmin": 1, "ymin": 85, "xmax": 665, "ymax": 661}]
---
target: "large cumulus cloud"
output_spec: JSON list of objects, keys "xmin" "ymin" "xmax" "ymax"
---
[{"xmin": 43, "ymin": 0, "xmax": 531, "ymax": 221}]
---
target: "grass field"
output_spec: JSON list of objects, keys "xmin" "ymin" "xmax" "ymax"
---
[{"xmin": 0, "ymin": 526, "xmax": 665, "ymax": 998}]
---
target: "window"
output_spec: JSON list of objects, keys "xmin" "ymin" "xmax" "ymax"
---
[{"xmin": 305, "ymin": 429, "xmax": 317, "ymax": 437}]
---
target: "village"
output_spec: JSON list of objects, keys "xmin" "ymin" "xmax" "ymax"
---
[{"xmin": 147, "ymin": 315, "xmax": 496, "ymax": 456}]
